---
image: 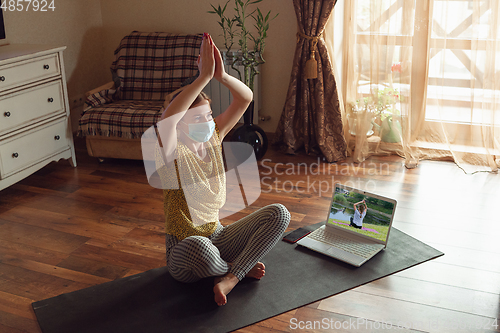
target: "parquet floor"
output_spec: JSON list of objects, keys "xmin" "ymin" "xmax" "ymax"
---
[{"xmin": 0, "ymin": 136, "xmax": 499, "ymax": 332}]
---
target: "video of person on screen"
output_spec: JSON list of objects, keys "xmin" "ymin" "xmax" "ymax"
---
[{"xmin": 327, "ymin": 187, "xmax": 395, "ymax": 242}]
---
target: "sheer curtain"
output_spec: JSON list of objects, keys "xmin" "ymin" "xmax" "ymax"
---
[{"xmin": 327, "ymin": 0, "xmax": 500, "ymax": 173}]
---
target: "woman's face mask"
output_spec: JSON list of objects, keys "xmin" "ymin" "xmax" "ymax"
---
[
  {"xmin": 181, "ymin": 119, "xmax": 215, "ymax": 142},
  {"xmin": 179, "ymin": 103, "xmax": 215, "ymax": 143}
]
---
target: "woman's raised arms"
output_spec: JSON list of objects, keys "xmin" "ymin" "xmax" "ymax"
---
[
  {"xmin": 157, "ymin": 33, "xmax": 215, "ymax": 161},
  {"xmin": 210, "ymin": 38, "xmax": 253, "ymax": 140}
]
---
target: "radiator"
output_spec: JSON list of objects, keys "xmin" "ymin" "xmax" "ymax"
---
[{"xmin": 203, "ymin": 63, "xmax": 260, "ymax": 124}]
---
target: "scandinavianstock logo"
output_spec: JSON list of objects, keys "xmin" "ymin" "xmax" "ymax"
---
[{"xmin": 141, "ymin": 121, "xmax": 261, "ymax": 226}]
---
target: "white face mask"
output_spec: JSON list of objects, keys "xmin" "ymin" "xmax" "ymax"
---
[
  {"xmin": 178, "ymin": 103, "xmax": 215, "ymax": 143},
  {"xmin": 180, "ymin": 119, "xmax": 215, "ymax": 143}
]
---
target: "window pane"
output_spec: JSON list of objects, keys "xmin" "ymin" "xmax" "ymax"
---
[
  {"xmin": 356, "ymin": 44, "xmax": 413, "ymax": 95},
  {"xmin": 426, "ymin": 48, "xmax": 499, "ymax": 124},
  {"xmin": 426, "ymin": 87, "xmax": 500, "ymax": 125},
  {"xmin": 356, "ymin": 0, "xmax": 412, "ymax": 35},
  {"xmin": 428, "ymin": 49, "xmax": 484, "ymax": 81},
  {"xmin": 426, "ymin": 0, "xmax": 498, "ymax": 124},
  {"xmin": 432, "ymin": 0, "xmax": 492, "ymax": 40}
]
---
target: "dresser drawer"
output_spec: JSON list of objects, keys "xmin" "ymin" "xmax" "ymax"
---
[
  {"xmin": 0, "ymin": 54, "xmax": 60, "ymax": 92},
  {"xmin": 0, "ymin": 81, "xmax": 65, "ymax": 135},
  {"xmin": 0, "ymin": 119, "xmax": 69, "ymax": 178}
]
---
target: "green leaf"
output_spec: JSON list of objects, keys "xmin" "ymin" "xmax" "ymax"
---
[{"xmin": 222, "ymin": 0, "xmax": 230, "ymax": 12}]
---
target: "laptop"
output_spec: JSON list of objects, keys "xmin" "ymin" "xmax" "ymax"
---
[{"xmin": 297, "ymin": 184, "xmax": 397, "ymax": 267}]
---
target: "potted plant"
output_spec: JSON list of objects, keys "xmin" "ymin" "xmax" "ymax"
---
[
  {"xmin": 372, "ymin": 86, "xmax": 402, "ymax": 143},
  {"xmin": 208, "ymin": 0, "xmax": 278, "ymax": 159},
  {"xmin": 346, "ymin": 99, "xmax": 377, "ymax": 137},
  {"xmin": 348, "ymin": 62, "xmax": 405, "ymax": 143},
  {"xmin": 209, "ymin": 0, "xmax": 277, "ymax": 95},
  {"xmin": 347, "ymin": 86, "xmax": 402, "ymax": 142}
]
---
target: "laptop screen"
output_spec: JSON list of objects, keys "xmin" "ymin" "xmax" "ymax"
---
[{"xmin": 328, "ymin": 185, "xmax": 396, "ymax": 243}]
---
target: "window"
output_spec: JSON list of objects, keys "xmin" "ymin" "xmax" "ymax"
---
[{"xmin": 349, "ymin": 0, "xmax": 499, "ymax": 125}]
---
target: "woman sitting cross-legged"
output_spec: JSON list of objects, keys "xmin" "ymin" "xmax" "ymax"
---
[{"xmin": 150, "ymin": 33, "xmax": 290, "ymax": 306}]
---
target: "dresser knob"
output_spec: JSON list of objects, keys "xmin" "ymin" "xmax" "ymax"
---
[
  {"xmin": 54, "ymin": 135, "xmax": 60, "ymax": 140},
  {"xmin": 0, "ymin": 76, "xmax": 5, "ymax": 82},
  {"xmin": 43, "ymin": 64, "xmax": 50, "ymax": 70},
  {"xmin": 3, "ymin": 111, "xmax": 10, "ymax": 117},
  {"xmin": 48, "ymin": 97, "xmax": 54, "ymax": 103},
  {"xmin": 12, "ymin": 152, "xmax": 19, "ymax": 158}
]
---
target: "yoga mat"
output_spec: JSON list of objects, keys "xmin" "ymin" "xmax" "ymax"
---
[{"xmin": 32, "ymin": 225, "xmax": 443, "ymax": 333}]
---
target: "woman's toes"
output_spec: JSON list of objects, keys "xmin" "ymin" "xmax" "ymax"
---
[
  {"xmin": 246, "ymin": 262, "xmax": 266, "ymax": 279},
  {"xmin": 213, "ymin": 284, "xmax": 227, "ymax": 306}
]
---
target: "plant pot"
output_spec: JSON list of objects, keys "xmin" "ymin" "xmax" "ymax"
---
[
  {"xmin": 379, "ymin": 117, "xmax": 402, "ymax": 143},
  {"xmin": 230, "ymin": 101, "xmax": 268, "ymax": 160}
]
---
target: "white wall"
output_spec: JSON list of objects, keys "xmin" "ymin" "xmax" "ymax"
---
[
  {"xmin": 2, "ymin": 1, "xmax": 108, "ymax": 130},
  {"xmin": 99, "ymin": 0, "xmax": 297, "ymax": 133},
  {"xmin": 3, "ymin": 0, "xmax": 297, "ymax": 133}
]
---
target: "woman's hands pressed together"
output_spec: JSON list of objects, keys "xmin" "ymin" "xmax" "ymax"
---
[
  {"xmin": 211, "ymin": 40, "xmax": 227, "ymax": 82},
  {"xmin": 198, "ymin": 33, "xmax": 227, "ymax": 83},
  {"xmin": 166, "ymin": 32, "xmax": 252, "ymax": 141},
  {"xmin": 197, "ymin": 33, "xmax": 216, "ymax": 81}
]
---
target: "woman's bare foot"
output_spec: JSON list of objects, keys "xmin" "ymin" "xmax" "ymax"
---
[
  {"xmin": 213, "ymin": 273, "xmax": 239, "ymax": 306},
  {"xmin": 213, "ymin": 262, "xmax": 266, "ymax": 305},
  {"xmin": 217, "ymin": 262, "xmax": 266, "ymax": 282},
  {"xmin": 245, "ymin": 262, "xmax": 265, "ymax": 279}
]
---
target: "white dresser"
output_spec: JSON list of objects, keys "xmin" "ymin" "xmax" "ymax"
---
[{"xmin": 0, "ymin": 44, "xmax": 76, "ymax": 191}]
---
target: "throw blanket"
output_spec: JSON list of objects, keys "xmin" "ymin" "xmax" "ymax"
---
[{"xmin": 78, "ymin": 31, "xmax": 202, "ymax": 138}]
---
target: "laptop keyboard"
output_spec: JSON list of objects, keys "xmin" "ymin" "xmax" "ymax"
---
[{"xmin": 308, "ymin": 227, "xmax": 381, "ymax": 258}]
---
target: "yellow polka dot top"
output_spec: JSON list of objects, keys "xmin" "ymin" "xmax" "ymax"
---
[{"xmin": 155, "ymin": 123, "xmax": 226, "ymax": 241}]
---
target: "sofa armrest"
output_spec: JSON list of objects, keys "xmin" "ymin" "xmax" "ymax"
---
[{"xmin": 85, "ymin": 81, "xmax": 116, "ymax": 98}]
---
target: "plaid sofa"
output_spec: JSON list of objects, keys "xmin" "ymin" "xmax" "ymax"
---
[{"xmin": 78, "ymin": 31, "xmax": 202, "ymax": 140}]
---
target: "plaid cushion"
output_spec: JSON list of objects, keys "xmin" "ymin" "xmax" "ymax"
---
[
  {"xmin": 84, "ymin": 87, "xmax": 118, "ymax": 109},
  {"xmin": 112, "ymin": 31, "xmax": 202, "ymax": 101},
  {"xmin": 78, "ymin": 100, "xmax": 164, "ymax": 139}
]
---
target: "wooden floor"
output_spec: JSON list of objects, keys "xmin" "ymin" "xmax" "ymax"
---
[{"xmin": 0, "ymin": 137, "xmax": 499, "ymax": 333}]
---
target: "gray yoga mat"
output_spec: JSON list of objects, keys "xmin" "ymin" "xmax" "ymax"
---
[{"xmin": 32, "ymin": 225, "xmax": 443, "ymax": 333}]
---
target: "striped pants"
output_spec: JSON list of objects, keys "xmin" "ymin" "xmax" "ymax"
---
[{"xmin": 166, "ymin": 203, "xmax": 290, "ymax": 282}]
